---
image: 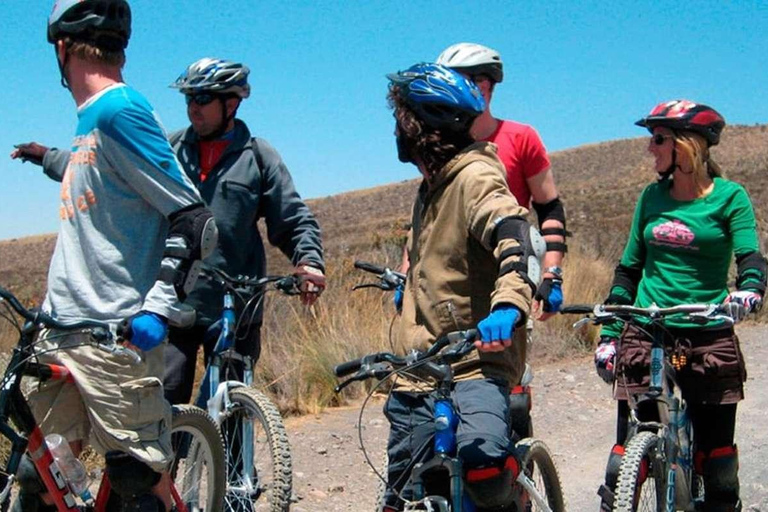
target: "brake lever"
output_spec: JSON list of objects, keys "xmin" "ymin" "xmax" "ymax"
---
[
  {"xmin": 352, "ymin": 283, "xmax": 388, "ymax": 291},
  {"xmin": 573, "ymin": 317, "xmax": 593, "ymax": 329}
]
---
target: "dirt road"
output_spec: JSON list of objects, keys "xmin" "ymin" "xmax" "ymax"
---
[{"xmin": 285, "ymin": 325, "xmax": 768, "ymax": 511}]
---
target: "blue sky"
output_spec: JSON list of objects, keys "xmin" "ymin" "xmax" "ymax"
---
[{"xmin": 2, "ymin": 1, "xmax": 767, "ymax": 240}]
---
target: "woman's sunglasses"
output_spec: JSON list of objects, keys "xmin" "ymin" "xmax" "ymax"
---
[
  {"xmin": 185, "ymin": 93, "xmax": 218, "ymax": 106},
  {"xmin": 652, "ymin": 133, "xmax": 673, "ymax": 146}
]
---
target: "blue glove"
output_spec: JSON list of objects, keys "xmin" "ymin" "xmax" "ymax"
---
[
  {"xmin": 478, "ymin": 305, "xmax": 521, "ymax": 342},
  {"xmin": 535, "ymin": 278, "xmax": 563, "ymax": 313},
  {"xmin": 394, "ymin": 284, "xmax": 404, "ymax": 313},
  {"xmin": 128, "ymin": 312, "xmax": 168, "ymax": 351}
]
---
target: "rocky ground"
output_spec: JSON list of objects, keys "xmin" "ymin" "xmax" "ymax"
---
[{"xmin": 284, "ymin": 325, "xmax": 768, "ymax": 511}]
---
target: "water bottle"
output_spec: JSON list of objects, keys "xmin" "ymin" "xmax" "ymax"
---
[
  {"xmin": 434, "ymin": 400, "xmax": 458, "ymax": 454},
  {"xmin": 45, "ymin": 433, "xmax": 93, "ymax": 502}
]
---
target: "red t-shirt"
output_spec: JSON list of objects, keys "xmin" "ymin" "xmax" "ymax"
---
[
  {"xmin": 481, "ymin": 120, "xmax": 550, "ymax": 207},
  {"xmin": 198, "ymin": 139, "xmax": 231, "ymax": 182}
]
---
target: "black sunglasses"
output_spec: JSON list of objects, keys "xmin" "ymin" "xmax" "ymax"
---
[
  {"xmin": 652, "ymin": 133, "xmax": 673, "ymax": 146},
  {"xmin": 185, "ymin": 93, "xmax": 218, "ymax": 106}
]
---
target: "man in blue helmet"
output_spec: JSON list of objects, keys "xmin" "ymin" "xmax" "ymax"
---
[
  {"xmin": 11, "ymin": 1, "xmax": 216, "ymax": 510},
  {"xmin": 382, "ymin": 63, "xmax": 542, "ymax": 512},
  {"xmin": 163, "ymin": 57, "xmax": 325, "ymax": 407}
]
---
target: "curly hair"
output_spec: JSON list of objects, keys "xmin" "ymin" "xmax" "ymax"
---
[{"xmin": 387, "ymin": 85, "xmax": 475, "ymax": 179}]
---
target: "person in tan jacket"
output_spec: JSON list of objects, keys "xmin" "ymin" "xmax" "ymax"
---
[{"xmin": 382, "ymin": 63, "xmax": 543, "ymax": 512}]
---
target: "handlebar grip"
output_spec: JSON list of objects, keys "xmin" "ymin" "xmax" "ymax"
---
[
  {"xmin": 354, "ymin": 261, "xmax": 386, "ymax": 275},
  {"xmin": 560, "ymin": 305, "xmax": 595, "ymax": 315},
  {"xmin": 334, "ymin": 358, "xmax": 364, "ymax": 378}
]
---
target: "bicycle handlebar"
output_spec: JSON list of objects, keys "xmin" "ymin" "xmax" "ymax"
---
[
  {"xmin": 560, "ymin": 303, "xmax": 735, "ymax": 326},
  {"xmin": 0, "ymin": 286, "xmax": 142, "ymax": 365},
  {"xmin": 333, "ymin": 329, "xmax": 478, "ymax": 391},
  {"xmin": 199, "ymin": 265, "xmax": 299, "ymax": 295},
  {"xmin": 352, "ymin": 260, "xmax": 406, "ymax": 291}
]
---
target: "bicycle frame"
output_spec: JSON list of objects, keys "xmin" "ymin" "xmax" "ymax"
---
[
  {"xmin": 0, "ymin": 287, "xmax": 190, "ymax": 512},
  {"xmin": 625, "ymin": 321, "xmax": 697, "ymax": 511},
  {"xmin": 565, "ymin": 303, "xmax": 727, "ymax": 511},
  {"xmin": 193, "ymin": 288, "xmax": 258, "ymax": 488}
]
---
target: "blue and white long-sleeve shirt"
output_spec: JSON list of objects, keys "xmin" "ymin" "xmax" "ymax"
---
[{"xmin": 42, "ymin": 83, "xmax": 202, "ymax": 323}]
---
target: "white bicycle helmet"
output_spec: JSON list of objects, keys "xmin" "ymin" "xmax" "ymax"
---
[
  {"xmin": 436, "ymin": 42, "xmax": 503, "ymax": 83},
  {"xmin": 170, "ymin": 58, "xmax": 251, "ymax": 99}
]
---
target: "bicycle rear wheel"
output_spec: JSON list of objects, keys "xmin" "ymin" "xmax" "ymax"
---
[
  {"xmin": 170, "ymin": 404, "xmax": 226, "ymax": 512},
  {"xmin": 613, "ymin": 431, "xmax": 666, "ymax": 512},
  {"xmin": 513, "ymin": 438, "xmax": 565, "ymax": 512},
  {"xmin": 221, "ymin": 387, "xmax": 292, "ymax": 512}
]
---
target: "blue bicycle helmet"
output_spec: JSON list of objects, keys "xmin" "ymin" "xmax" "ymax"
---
[
  {"xmin": 387, "ymin": 63, "xmax": 485, "ymax": 132},
  {"xmin": 48, "ymin": 0, "xmax": 131, "ymax": 50}
]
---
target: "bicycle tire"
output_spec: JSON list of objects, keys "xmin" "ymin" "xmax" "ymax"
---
[
  {"xmin": 170, "ymin": 404, "xmax": 227, "ymax": 512},
  {"xmin": 220, "ymin": 387, "xmax": 292, "ymax": 512},
  {"xmin": 514, "ymin": 438, "xmax": 566, "ymax": 512},
  {"xmin": 613, "ymin": 431, "xmax": 666, "ymax": 512},
  {"xmin": 374, "ymin": 451, "xmax": 388, "ymax": 511}
]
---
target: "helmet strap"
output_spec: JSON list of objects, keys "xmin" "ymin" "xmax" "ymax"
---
[
  {"xmin": 657, "ymin": 144, "xmax": 678, "ymax": 182},
  {"xmin": 199, "ymin": 96, "xmax": 238, "ymax": 141},
  {"xmin": 55, "ymin": 43, "xmax": 72, "ymax": 91}
]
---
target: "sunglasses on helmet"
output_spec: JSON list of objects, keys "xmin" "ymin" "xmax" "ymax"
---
[
  {"xmin": 652, "ymin": 133, "xmax": 673, "ymax": 146},
  {"xmin": 185, "ymin": 93, "xmax": 217, "ymax": 106}
]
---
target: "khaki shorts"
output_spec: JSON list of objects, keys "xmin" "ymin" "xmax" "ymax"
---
[
  {"xmin": 27, "ymin": 329, "xmax": 173, "ymax": 472},
  {"xmin": 614, "ymin": 324, "xmax": 747, "ymax": 405}
]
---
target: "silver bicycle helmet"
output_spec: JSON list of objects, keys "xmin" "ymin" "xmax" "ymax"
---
[
  {"xmin": 170, "ymin": 58, "xmax": 251, "ymax": 99},
  {"xmin": 48, "ymin": 0, "xmax": 131, "ymax": 50},
  {"xmin": 436, "ymin": 42, "xmax": 503, "ymax": 83}
]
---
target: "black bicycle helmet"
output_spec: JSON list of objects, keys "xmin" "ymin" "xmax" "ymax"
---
[{"xmin": 48, "ymin": 0, "xmax": 131, "ymax": 50}]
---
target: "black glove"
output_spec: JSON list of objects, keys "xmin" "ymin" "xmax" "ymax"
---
[{"xmin": 534, "ymin": 277, "xmax": 563, "ymax": 313}]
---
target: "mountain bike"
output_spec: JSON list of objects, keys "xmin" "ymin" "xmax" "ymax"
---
[
  {"xmin": 0, "ymin": 284, "xmax": 225, "ymax": 511},
  {"xmin": 561, "ymin": 303, "xmax": 736, "ymax": 512},
  {"xmin": 336, "ymin": 263, "xmax": 565, "ymax": 512},
  {"xmin": 352, "ymin": 261, "xmax": 534, "ymax": 440},
  {"xmin": 190, "ymin": 266, "xmax": 298, "ymax": 512}
]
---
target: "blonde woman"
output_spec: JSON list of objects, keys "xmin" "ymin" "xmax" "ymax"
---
[{"xmin": 594, "ymin": 100, "xmax": 765, "ymax": 512}]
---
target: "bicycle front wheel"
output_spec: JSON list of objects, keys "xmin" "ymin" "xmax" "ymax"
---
[
  {"xmin": 614, "ymin": 431, "xmax": 666, "ymax": 512},
  {"xmin": 513, "ymin": 438, "xmax": 566, "ymax": 512},
  {"xmin": 170, "ymin": 404, "xmax": 227, "ymax": 512},
  {"xmin": 221, "ymin": 387, "xmax": 292, "ymax": 512}
]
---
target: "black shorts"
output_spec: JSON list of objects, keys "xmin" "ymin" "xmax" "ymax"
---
[{"xmin": 614, "ymin": 324, "xmax": 746, "ymax": 405}]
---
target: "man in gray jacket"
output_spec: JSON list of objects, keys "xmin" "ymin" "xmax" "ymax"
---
[{"xmin": 164, "ymin": 57, "xmax": 325, "ymax": 405}]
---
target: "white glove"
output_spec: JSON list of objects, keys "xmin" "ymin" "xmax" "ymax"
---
[{"xmin": 723, "ymin": 291, "xmax": 763, "ymax": 323}]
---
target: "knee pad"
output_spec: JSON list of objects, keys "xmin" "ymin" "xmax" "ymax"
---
[
  {"xmin": 464, "ymin": 456, "xmax": 519, "ymax": 509},
  {"xmin": 597, "ymin": 444, "xmax": 624, "ymax": 511},
  {"xmin": 16, "ymin": 455, "xmax": 46, "ymax": 496},
  {"xmin": 105, "ymin": 451, "xmax": 161, "ymax": 500},
  {"xmin": 10, "ymin": 494, "xmax": 57, "ymax": 512},
  {"xmin": 701, "ymin": 445, "xmax": 740, "ymax": 509},
  {"xmin": 119, "ymin": 494, "xmax": 165, "ymax": 512}
]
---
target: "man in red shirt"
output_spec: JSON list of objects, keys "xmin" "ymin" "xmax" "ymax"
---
[{"xmin": 436, "ymin": 42, "xmax": 567, "ymax": 319}]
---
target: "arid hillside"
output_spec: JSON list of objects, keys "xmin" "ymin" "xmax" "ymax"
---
[
  {"xmin": 1, "ymin": 125, "xmax": 766, "ymax": 411},
  {"xmin": 3, "ymin": 124, "xmax": 766, "ymax": 285}
]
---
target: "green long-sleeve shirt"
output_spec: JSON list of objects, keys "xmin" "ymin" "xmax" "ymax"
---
[{"xmin": 602, "ymin": 177, "xmax": 760, "ymax": 335}]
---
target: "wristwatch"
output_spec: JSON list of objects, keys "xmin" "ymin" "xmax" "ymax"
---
[{"xmin": 544, "ymin": 266, "xmax": 563, "ymax": 280}]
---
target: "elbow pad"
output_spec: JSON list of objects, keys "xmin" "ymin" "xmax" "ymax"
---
[
  {"xmin": 610, "ymin": 263, "xmax": 642, "ymax": 301},
  {"xmin": 532, "ymin": 197, "xmax": 568, "ymax": 253},
  {"xmin": 493, "ymin": 215, "xmax": 547, "ymax": 293},
  {"xmin": 736, "ymin": 251, "xmax": 767, "ymax": 295},
  {"xmin": 158, "ymin": 204, "xmax": 218, "ymax": 301}
]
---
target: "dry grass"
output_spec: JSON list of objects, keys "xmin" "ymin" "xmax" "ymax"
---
[{"xmin": 1, "ymin": 124, "xmax": 767, "ymax": 415}]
